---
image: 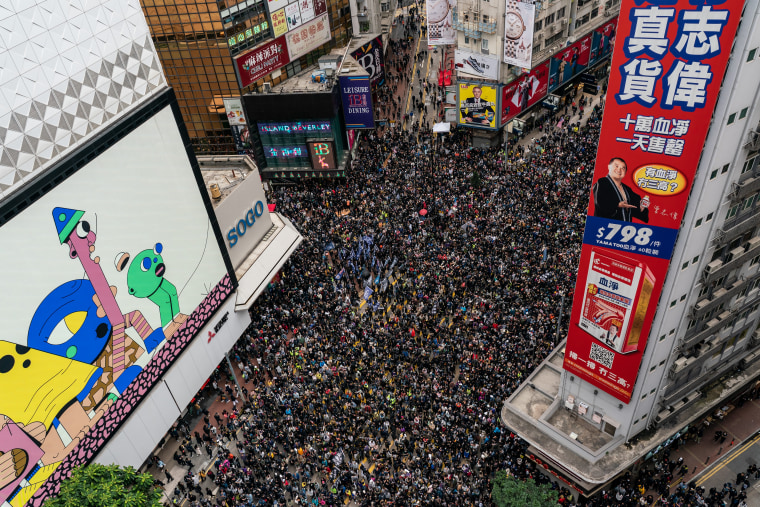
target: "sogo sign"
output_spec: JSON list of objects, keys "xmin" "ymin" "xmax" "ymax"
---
[{"xmin": 214, "ymin": 174, "xmax": 274, "ymax": 268}]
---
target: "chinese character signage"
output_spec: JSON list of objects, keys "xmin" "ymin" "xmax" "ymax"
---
[
  {"xmin": 454, "ymin": 49, "xmax": 499, "ymax": 80},
  {"xmin": 234, "ymin": 36, "xmax": 290, "ymax": 89},
  {"xmin": 286, "ymin": 1, "xmax": 303, "ymax": 31},
  {"xmin": 563, "ymin": 0, "xmax": 744, "ymax": 403},
  {"xmin": 350, "ymin": 37, "xmax": 386, "ymax": 90},
  {"xmin": 458, "ymin": 82, "xmax": 497, "ymax": 130},
  {"xmin": 267, "ymin": 145, "xmax": 307, "ymax": 158},
  {"xmin": 308, "ymin": 141, "xmax": 337, "ymax": 169},
  {"xmin": 300, "ymin": 0, "xmax": 316, "ymax": 22},
  {"xmin": 339, "ymin": 75, "xmax": 375, "ymax": 129},
  {"xmin": 503, "ymin": 0, "xmax": 535, "ymax": 68},
  {"xmin": 500, "ymin": 61, "xmax": 549, "ymax": 125},
  {"xmin": 427, "ymin": 0, "xmax": 456, "ymax": 45},
  {"xmin": 272, "ymin": 8, "xmax": 288, "ymax": 37},
  {"xmin": 286, "ymin": 13, "xmax": 331, "ymax": 60}
]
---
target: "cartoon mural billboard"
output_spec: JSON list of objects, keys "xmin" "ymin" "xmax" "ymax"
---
[{"xmin": 0, "ymin": 101, "xmax": 232, "ymax": 506}]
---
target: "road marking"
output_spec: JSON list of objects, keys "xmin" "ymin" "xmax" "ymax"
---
[{"xmin": 696, "ymin": 433, "xmax": 760, "ymax": 486}]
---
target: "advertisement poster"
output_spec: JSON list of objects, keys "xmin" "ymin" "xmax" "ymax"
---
[
  {"xmin": 548, "ymin": 34, "xmax": 592, "ymax": 92},
  {"xmin": 271, "ymin": 8, "xmax": 289, "ymax": 37},
  {"xmin": 313, "ymin": 0, "xmax": 327, "ymax": 16},
  {"xmin": 458, "ymin": 83, "xmax": 497, "ymax": 130},
  {"xmin": 299, "ymin": 0, "xmax": 316, "ymax": 22},
  {"xmin": 589, "ymin": 17, "xmax": 618, "ymax": 66},
  {"xmin": 286, "ymin": 13, "xmax": 331, "ymax": 60},
  {"xmin": 0, "ymin": 106, "xmax": 230, "ymax": 506},
  {"xmin": 500, "ymin": 61, "xmax": 549, "ymax": 125},
  {"xmin": 339, "ymin": 75, "xmax": 375, "ymax": 129},
  {"xmin": 286, "ymin": 1, "xmax": 303, "ymax": 31},
  {"xmin": 562, "ymin": 0, "xmax": 744, "ymax": 403},
  {"xmin": 350, "ymin": 37, "xmax": 386, "ymax": 90},
  {"xmin": 427, "ymin": 0, "xmax": 456, "ymax": 45},
  {"xmin": 308, "ymin": 141, "xmax": 337, "ymax": 170},
  {"xmin": 234, "ymin": 36, "xmax": 290, "ymax": 89},
  {"xmin": 454, "ymin": 49, "xmax": 499, "ymax": 80},
  {"xmin": 503, "ymin": 0, "xmax": 536, "ymax": 68}
]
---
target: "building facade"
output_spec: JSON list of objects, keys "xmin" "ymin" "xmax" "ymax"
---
[{"xmin": 503, "ymin": 0, "xmax": 760, "ymax": 499}]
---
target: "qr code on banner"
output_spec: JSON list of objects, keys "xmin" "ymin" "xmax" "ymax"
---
[{"xmin": 590, "ymin": 343, "xmax": 614, "ymax": 369}]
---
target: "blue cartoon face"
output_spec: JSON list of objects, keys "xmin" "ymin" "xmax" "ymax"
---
[
  {"xmin": 28, "ymin": 279, "xmax": 112, "ymax": 363},
  {"xmin": 127, "ymin": 243, "xmax": 166, "ymax": 298}
]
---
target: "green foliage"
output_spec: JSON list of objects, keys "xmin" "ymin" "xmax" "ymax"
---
[
  {"xmin": 471, "ymin": 170, "xmax": 482, "ymax": 188},
  {"xmin": 44, "ymin": 463, "xmax": 162, "ymax": 507},
  {"xmin": 491, "ymin": 470, "xmax": 559, "ymax": 507}
]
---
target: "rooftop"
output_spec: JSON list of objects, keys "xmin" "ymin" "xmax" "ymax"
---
[{"xmin": 502, "ymin": 340, "xmax": 760, "ymax": 494}]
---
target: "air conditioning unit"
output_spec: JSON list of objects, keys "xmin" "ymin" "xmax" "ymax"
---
[
  {"xmin": 262, "ymin": 82, "xmax": 272, "ymax": 93},
  {"xmin": 537, "ymin": 33, "xmax": 544, "ymax": 40},
  {"xmin": 747, "ymin": 236, "xmax": 760, "ymax": 249},
  {"xmin": 561, "ymin": 19, "xmax": 568, "ymax": 27},
  {"xmin": 704, "ymin": 259, "xmax": 722, "ymax": 274}
]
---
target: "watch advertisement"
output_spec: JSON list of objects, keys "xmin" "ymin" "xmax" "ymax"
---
[
  {"xmin": 427, "ymin": 0, "xmax": 456, "ymax": 45},
  {"xmin": 503, "ymin": 0, "xmax": 535, "ymax": 68},
  {"xmin": 454, "ymin": 49, "xmax": 499, "ymax": 80},
  {"xmin": 562, "ymin": 0, "xmax": 744, "ymax": 403},
  {"xmin": 500, "ymin": 60, "xmax": 549, "ymax": 126},
  {"xmin": 458, "ymin": 82, "xmax": 497, "ymax": 130}
]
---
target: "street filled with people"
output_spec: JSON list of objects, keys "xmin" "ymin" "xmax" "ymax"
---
[{"xmin": 152, "ymin": 4, "xmax": 760, "ymax": 507}]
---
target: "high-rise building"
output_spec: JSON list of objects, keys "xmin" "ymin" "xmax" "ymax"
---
[
  {"xmin": 449, "ymin": 0, "xmax": 621, "ymax": 142},
  {"xmin": 138, "ymin": 0, "xmax": 357, "ymax": 156},
  {"xmin": 503, "ymin": 0, "xmax": 760, "ymax": 500}
]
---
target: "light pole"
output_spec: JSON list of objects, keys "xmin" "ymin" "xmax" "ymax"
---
[{"xmin": 555, "ymin": 292, "xmax": 566, "ymax": 346}]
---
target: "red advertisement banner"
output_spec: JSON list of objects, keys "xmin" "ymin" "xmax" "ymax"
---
[
  {"xmin": 234, "ymin": 36, "xmax": 290, "ymax": 89},
  {"xmin": 500, "ymin": 61, "xmax": 549, "ymax": 125},
  {"xmin": 563, "ymin": 0, "xmax": 744, "ymax": 403}
]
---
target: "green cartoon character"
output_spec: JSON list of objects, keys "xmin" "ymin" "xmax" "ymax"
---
[{"xmin": 116, "ymin": 243, "xmax": 180, "ymax": 327}]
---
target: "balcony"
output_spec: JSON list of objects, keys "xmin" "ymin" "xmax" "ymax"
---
[{"xmin": 453, "ymin": 11, "xmax": 497, "ymax": 36}]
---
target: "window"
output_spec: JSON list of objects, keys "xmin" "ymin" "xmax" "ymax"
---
[
  {"xmin": 659, "ymin": 334, "xmax": 666, "ymax": 342},
  {"xmin": 591, "ymin": 6, "xmax": 599, "ymax": 18},
  {"xmin": 682, "ymin": 262, "xmax": 689, "ymax": 270},
  {"xmin": 693, "ymin": 256, "xmax": 700, "ymax": 264},
  {"xmin": 727, "ymin": 204, "xmax": 739, "ymax": 219},
  {"xmin": 680, "ymin": 294, "xmax": 687, "ymax": 301},
  {"xmin": 722, "ymin": 163, "xmax": 730, "ymax": 174},
  {"xmin": 650, "ymin": 364, "xmax": 657, "ymax": 372},
  {"xmin": 481, "ymin": 38, "xmax": 489, "ymax": 52},
  {"xmin": 535, "ymin": 19, "xmax": 543, "ymax": 30},
  {"xmin": 710, "ymin": 169, "xmax": 719, "ymax": 179},
  {"xmin": 739, "ymin": 107, "xmax": 748, "ymax": 120},
  {"xmin": 670, "ymin": 300, "xmax": 677, "ymax": 307},
  {"xmin": 659, "ymin": 360, "xmax": 666, "ymax": 366},
  {"xmin": 749, "ymin": 48, "xmax": 757, "ymax": 62},
  {"xmin": 706, "ymin": 212, "xmax": 713, "ymax": 222},
  {"xmin": 557, "ymin": 7, "xmax": 565, "ymax": 17},
  {"xmin": 742, "ymin": 156, "xmax": 757, "ymax": 174},
  {"xmin": 728, "ymin": 113, "xmax": 736, "ymax": 125},
  {"xmin": 742, "ymin": 194, "xmax": 755, "ymax": 211},
  {"xmin": 464, "ymin": 36, "xmax": 469, "ymax": 43},
  {"xmin": 695, "ymin": 218, "xmax": 703, "ymax": 227},
  {"xmin": 545, "ymin": 13, "xmax": 555, "ymax": 24},
  {"xmin": 751, "ymin": 254, "xmax": 760, "ymax": 266},
  {"xmin": 641, "ymin": 392, "xmax": 648, "ymax": 400},
  {"xmin": 483, "ymin": 14, "xmax": 488, "ymax": 22}
]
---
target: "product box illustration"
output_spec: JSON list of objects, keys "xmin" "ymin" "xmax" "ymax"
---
[{"xmin": 579, "ymin": 250, "xmax": 654, "ymax": 353}]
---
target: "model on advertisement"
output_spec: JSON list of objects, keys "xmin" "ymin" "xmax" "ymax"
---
[
  {"xmin": 592, "ymin": 157, "xmax": 650, "ymax": 223},
  {"xmin": 460, "ymin": 86, "xmax": 495, "ymax": 126}
]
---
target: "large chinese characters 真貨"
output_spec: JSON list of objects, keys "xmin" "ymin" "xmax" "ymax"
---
[{"xmin": 563, "ymin": 0, "xmax": 744, "ymax": 403}]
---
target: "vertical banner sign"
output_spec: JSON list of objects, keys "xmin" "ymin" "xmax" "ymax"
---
[
  {"xmin": 339, "ymin": 75, "xmax": 375, "ymax": 129},
  {"xmin": 427, "ymin": 0, "xmax": 456, "ymax": 45},
  {"xmin": 458, "ymin": 83, "xmax": 497, "ymax": 129},
  {"xmin": 563, "ymin": 0, "xmax": 744, "ymax": 403},
  {"xmin": 503, "ymin": 0, "xmax": 536, "ymax": 69},
  {"xmin": 500, "ymin": 61, "xmax": 549, "ymax": 125},
  {"xmin": 222, "ymin": 98, "xmax": 253, "ymax": 154},
  {"xmin": 351, "ymin": 37, "xmax": 386, "ymax": 90},
  {"xmin": 234, "ymin": 36, "xmax": 290, "ymax": 89}
]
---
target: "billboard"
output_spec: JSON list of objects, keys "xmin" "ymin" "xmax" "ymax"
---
[
  {"xmin": 350, "ymin": 37, "xmax": 386, "ymax": 90},
  {"xmin": 503, "ymin": 0, "xmax": 536, "ymax": 68},
  {"xmin": 562, "ymin": 0, "xmax": 744, "ymax": 403},
  {"xmin": 500, "ymin": 61, "xmax": 549, "ymax": 125},
  {"xmin": 458, "ymin": 83, "xmax": 497, "ymax": 129},
  {"xmin": 548, "ymin": 34, "xmax": 592, "ymax": 92},
  {"xmin": 314, "ymin": 0, "xmax": 327, "ymax": 16},
  {"xmin": 427, "ymin": 0, "xmax": 456, "ymax": 45},
  {"xmin": 300, "ymin": 0, "xmax": 316, "ymax": 22},
  {"xmin": 215, "ymin": 173, "xmax": 274, "ymax": 268},
  {"xmin": 1, "ymin": 102, "xmax": 231, "ymax": 506},
  {"xmin": 339, "ymin": 75, "xmax": 375, "ymax": 129},
  {"xmin": 286, "ymin": 13, "xmax": 332, "ymax": 60},
  {"xmin": 268, "ymin": 0, "xmax": 289, "ymax": 14},
  {"xmin": 454, "ymin": 49, "xmax": 499, "ymax": 80},
  {"xmin": 308, "ymin": 141, "xmax": 338, "ymax": 170},
  {"xmin": 589, "ymin": 17, "xmax": 618, "ymax": 66},
  {"xmin": 272, "ymin": 8, "xmax": 289, "ymax": 37},
  {"xmin": 234, "ymin": 36, "xmax": 290, "ymax": 89},
  {"xmin": 286, "ymin": 1, "xmax": 303, "ymax": 31}
]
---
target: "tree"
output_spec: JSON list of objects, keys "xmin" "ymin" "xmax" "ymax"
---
[
  {"xmin": 470, "ymin": 170, "xmax": 482, "ymax": 189},
  {"xmin": 491, "ymin": 470, "xmax": 559, "ymax": 507},
  {"xmin": 44, "ymin": 463, "xmax": 162, "ymax": 507}
]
